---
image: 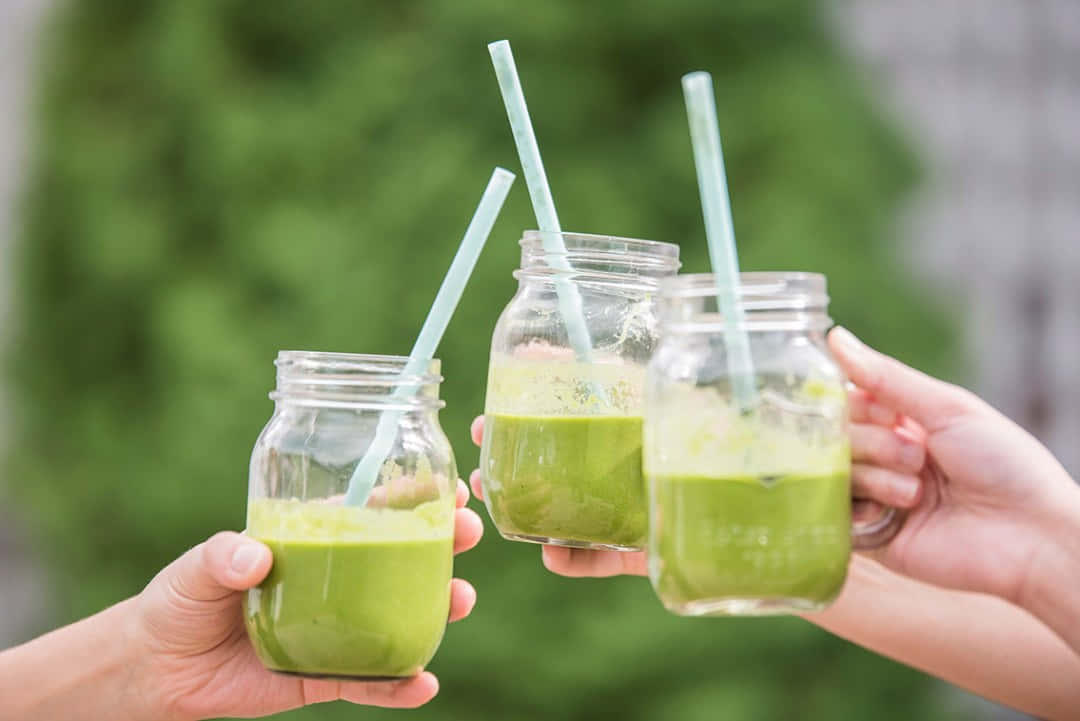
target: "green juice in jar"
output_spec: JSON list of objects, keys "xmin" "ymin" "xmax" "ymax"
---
[
  {"xmin": 482, "ymin": 413, "xmax": 645, "ymax": 548},
  {"xmin": 646, "ymin": 379, "xmax": 852, "ymax": 615},
  {"xmin": 243, "ymin": 497, "xmax": 453, "ymax": 679},
  {"xmin": 650, "ymin": 471, "xmax": 851, "ymax": 613},
  {"xmin": 481, "ymin": 354, "xmax": 648, "ymax": 550}
]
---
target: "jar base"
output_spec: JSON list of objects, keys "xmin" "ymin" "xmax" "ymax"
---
[
  {"xmin": 268, "ymin": 669, "xmax": 415, "ymax": 682},
  {"xmin": 662, "ymin": 596, "xmax": 832, "ymax": 617},
  {"xmin": 497, "ymin": 529, "xmax": 643, "ymax": 552}
]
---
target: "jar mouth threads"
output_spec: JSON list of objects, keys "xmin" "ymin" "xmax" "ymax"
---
[
  {"xmin": 658, "ymin": 272, "xmax": 832, "ymax": 332},
  {"xmin": 518, "ymin": 231, "xmax": 681, "ymax": 288},
  {"xmin": 661, "ymin": 272, "xmax": 829, "ymax": 306},
  {"xmin": 271, "ymin": 351, "xmax": 444, "ymax": 410}
]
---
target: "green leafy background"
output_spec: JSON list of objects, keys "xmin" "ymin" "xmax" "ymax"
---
[{"xmin": 8, "ymin": 0, "xmax": 966, "ymax": 719}]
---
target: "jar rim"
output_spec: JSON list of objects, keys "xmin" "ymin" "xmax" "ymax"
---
[
  {"xmin": 521, "ymin": 230, "xmax": 681, "ymax": 264},
  {"xmin": 275, "ymin": 351, "xmax": 442, "ymax": 384},
  {"xmin": 272, "ymin": 351, "xmax": 444, "ymax": 410},
  {"xmin": 658, "ymin": 272, "xmax": 831, "ymax": 331},
  {"xmin": 660, "ymin": 272, "xmax": 827, "ymax": 299},
  {"xmin": 518, "ymin": 231, "xmax": 680, "ymax": 290}
]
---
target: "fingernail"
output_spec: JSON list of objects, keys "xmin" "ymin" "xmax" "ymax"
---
[
  {"xmin": 231, "ymin": 543, "xmax": 264, "ymax": 575},
  {"xmin": 832, "ymin": 327, "xmax": 867, "ymax": 359},
  {"xmin": 899, "ymin": 441, "xmax": 925, "ymax": 471}
]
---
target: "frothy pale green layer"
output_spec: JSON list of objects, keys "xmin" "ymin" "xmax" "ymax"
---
[
  {"xmin": 247, "ymin": 498, "xmax": 453, "ymax": 542},
  {"xmin": 485, "ymin": 352, "xmax": 646, "ymax": 416},
  {"xmin": 644, "ymin": 380, "xmax": 849, "ymax": 478}
]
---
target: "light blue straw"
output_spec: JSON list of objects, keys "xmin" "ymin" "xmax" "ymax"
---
[
  {"xmin": 343, "ymin": 167, "xmax": 516, "ymax": 506},
  {"xmin": 488, "ymin": 40, "xmax": 599, "ymax": 368},
  {"xmin": 682, "ymin": 71, "xmax": 758, "ymax": 410}
]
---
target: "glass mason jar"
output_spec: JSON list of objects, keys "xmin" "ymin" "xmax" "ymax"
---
[
  {"xmin": 645, "ymin": 273, "xmax": 900, "ymax": 616},
  {"xmin": 243, "ymin": 351, "xmax": 456, "ymax": 680},
  {"xmin": 480, "ymin": 231, "xmax": 681, "ymax": 551}
]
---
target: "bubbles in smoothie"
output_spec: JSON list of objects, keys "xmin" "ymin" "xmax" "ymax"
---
[
  {"xmin": 487, "ymin": 343, "xmax": 646, "ymax": 416},
  {"xmin": 645, "ymin": 376, "xmax": 849, "ymax": 479}
]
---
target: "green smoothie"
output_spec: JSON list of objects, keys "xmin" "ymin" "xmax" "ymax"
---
[
  {"xmin": 243, "ymin": 497, "xmax": 453, "ymax": 679},
  {"xmin": 481, "ymin": 413, "xmax": 645, "ymax": 549},
  {"xmin": 650, "ymin": 472, "xmax": 851, "ymax": 614}
]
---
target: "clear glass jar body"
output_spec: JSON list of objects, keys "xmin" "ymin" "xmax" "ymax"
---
[
  {"xmin": 480, "ymin": 231, "xmax": 680, "ymax": 551},
  {"xmin": 243, "ymin": 352, "xmax": 456, "ymax": 680},
  {"xmin": 646, "ymin": 273, "xmax": 854, "ymax": 616}
]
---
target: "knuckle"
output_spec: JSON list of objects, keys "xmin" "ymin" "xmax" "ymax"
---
[
  {"xmin": 947, "ymin": 384, "xmax": 983, "ymax": 413},
  {"xmin": 870, "ymin": 430, "xmax": 896, "ymax": 464}
]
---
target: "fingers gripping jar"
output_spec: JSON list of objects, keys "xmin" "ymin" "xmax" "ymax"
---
[{"xmin": 480, "ymin": 231, "xmax": 680, "ymax": 551}]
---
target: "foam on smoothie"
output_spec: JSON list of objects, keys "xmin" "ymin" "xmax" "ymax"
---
[
  {"xmin": 486, "ymin": 346, "xmax": 645, "ymax": 416},
  {"xmin": 644, "ymin": 377, "xmax": 850, "ymax": 480},
  {"xmin": 247, "ymin": 496, "xmax": 453, "ymax": 543}
]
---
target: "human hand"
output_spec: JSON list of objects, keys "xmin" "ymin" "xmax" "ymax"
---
[
  {"xmin": 828, "ymin": 326, "xmax": 1080, "ymax": 604},
  {"xmin": 128, "ymin": 480, "xmax": 483, "ymax": 720},
  {"xmin": 468, "ymin": 408, "xmax": 925, "ymax": 579}
]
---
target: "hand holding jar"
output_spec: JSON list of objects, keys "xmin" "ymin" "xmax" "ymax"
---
[
  {"xmin": 467, "ymin": 313, "xmax": 1080, "ymax": 720},
  {"xmin": 243, "ymin": 352, "xmax": 480, "ymax": 685},
  {"xmin": 826, "ymin": 326, "xmax": 1080, "ymax": 649}
]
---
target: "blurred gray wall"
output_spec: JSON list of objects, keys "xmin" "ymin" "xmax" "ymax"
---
[
  {"xmin": 834, "ymin": 0, "xmax": 1080, "ymax": 718},
  {"xmin": 0, "ymin": 0, "xmax": 52, "ymax": 648},
  {"xmin": 837, "ymin": 0, "xmax": 1080, "ymax": 474}
]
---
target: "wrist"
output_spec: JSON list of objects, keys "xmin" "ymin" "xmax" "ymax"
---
[
  {"xmin": 0, "ymin": 597, "xmax": 150, "ymax": 721},
  {"xmin": 84, "ymin": 597, "xmax": 155, "ymax": 721},
  {"xmin": 117, "ymin": 595, "xmax": 161, "ymax": 721},
  {"xmin": 1017, "ymin": 480, "xmax": 1080, "ymax": 621}
]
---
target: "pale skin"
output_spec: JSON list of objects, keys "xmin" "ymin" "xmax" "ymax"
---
[
  {"xmin": 470, "ymin": 326, "xmax": 1080, "ymax": 721},
  {"xmin": 0, "ymin": 480, "xmax": 484, "ymax": 721}
]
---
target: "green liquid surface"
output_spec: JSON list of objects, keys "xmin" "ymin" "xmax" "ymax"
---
[
  {"xmin": 243, "ymin": 498, "xmax": 453, "ymax": 679},
  {"xmin": 481, "ymin": 414, "xmax": 645, "ymax": 548},
  {"xmin": 651, "ymin": 472, "xmax": 851, "ymax": 611}
]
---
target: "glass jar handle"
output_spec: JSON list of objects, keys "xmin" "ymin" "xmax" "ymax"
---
[{"xmin": 851, "ymin": 500, "xmax": 905, "ymax": 550}]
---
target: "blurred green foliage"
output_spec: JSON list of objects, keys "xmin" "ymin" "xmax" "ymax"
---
[{"xmin": 9, "ymin": 0, "xmax": 962, "ymax": 719}]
